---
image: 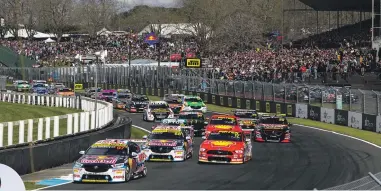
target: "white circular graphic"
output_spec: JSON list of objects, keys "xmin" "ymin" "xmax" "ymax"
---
[{"xmin": 0, "ymin": 164, "xmax": 25, "ymax": 191}]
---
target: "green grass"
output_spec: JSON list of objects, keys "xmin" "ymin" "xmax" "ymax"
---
[
  {"xmin": 131, "ymin": 126, "xmax": 149, "ymax": 138},
  {"xmin": 24, "ymin": 182, "xmax": 45, "ymax": 190},
  {"xmin": 0, "ymin": 102, "xmax": 82, "ymax": 147},
  {"xmin": 147, "ymin": 95, "xmax": 381, "ymax": 146}
]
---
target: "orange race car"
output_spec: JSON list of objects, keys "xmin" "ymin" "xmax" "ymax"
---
[
  {"xmin": 198, "ymin": 129, "xmax": 252, "ymax": 164},
  {"xmin": 56, "ymin": 88, "xmax": 75, "ymax": 96},
  {"xmin": 203, "ymin": 115, "xmax": 242, "ymax": 138}
]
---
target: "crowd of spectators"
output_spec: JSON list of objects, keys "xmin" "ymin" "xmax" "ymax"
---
[{"xmin": 0, "ymin": 19, "xmax": 378, "ymax": 84}]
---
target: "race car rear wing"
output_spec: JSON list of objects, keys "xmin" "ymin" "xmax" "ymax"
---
[
  {"xmin": 257, "ymin": 112, "xmax": 286, "ymax": 117},
  {"xmin": 232, "ymin": 109, "xmax": 257, "ymax": 112}
]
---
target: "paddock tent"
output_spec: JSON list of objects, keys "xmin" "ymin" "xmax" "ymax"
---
[{"xmin": 97, "ymin": 28, "xmax": 112, "ymax": 36}]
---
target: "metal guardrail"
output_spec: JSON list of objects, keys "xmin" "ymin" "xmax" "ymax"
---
[{"xmin": 324, "ymin": 172, "xmax": 381, "ymax": 190}]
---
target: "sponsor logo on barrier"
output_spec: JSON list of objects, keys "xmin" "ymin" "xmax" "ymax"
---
[
  {"xmin": 350, "ymin": 116, "xmax": 360, "ymax": 127},
  {"xmin": 204, "ymin": 94, "xmax": 208, "ymax": 103},
  {"xmin": 287, "ymin": 105, "xmax": 292, "ymax": 116},
  {"xmin": 228, "ymin": 98, "xmax": 232, "ymax": 107},
  {"xmin": 256, "ymin": 101, "xmax": 260, "ymax": 111},
  {"xmin": 364, "ymin": 117, "xmax": 374, "ymax": 130},
  {"xmin": 276, "ymin": 104, "xmax": 281, "ymax": 114},
  {"xmin": 246, "ymin": 100, "xmax": 250, "ymax": 109},
  {"xmin": 212, "ymin": 95, "xmax": 215, "ymax": 104},
  {"xmin": 220, "ymin": 96, "xmax": 223, "ymax": 106},
  {"xmin": 309, "ymin": 108, "xmax": 319, "ymax": 120},
  {"xmin": 322, "ymin": 110, "xmax": 331, "ymax": 121},
  {"xmin": 265, "ymin": 102, "xmax": 270, "ymax": 113},
  {"xmin": 185, "ymin": 58, "xmax": 202, "ymax": 68},
  {"xmin": 237, "ymin": 98, "xmax": 241, "ymax": 108},
  {"xmin": 74, "ymin": 84, "xmax": 83, "ymax": 90},
  {"xmin": 336, "ymin": 112, "xmax": 346, "ymax": 124}
]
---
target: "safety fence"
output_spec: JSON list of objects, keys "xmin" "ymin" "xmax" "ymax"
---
[{"xmin": 0, "ymin": 92, "xmax": 113, "ymax": 148}]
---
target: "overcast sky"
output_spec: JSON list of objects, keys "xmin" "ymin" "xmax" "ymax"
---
[{"xmin": 122, "ymin": 0, "xmax": 183, "ymax": 10}]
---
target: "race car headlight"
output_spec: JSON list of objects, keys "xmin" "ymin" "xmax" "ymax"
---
[
  {"xmin": 112, "ymin": 163, "xmax": 125, "ymax": 168},
  {"xmin": 74, "ymin": 162, "xmax": 83, "ymax": 168},
  {"xmin": 199, "ymin": 148, "xmax": 206, "ymax": 152},
  {"xmin": 174, "ymin": 146, "xmax": 184, "ymax": 150},
  {"xmin": 235, "ymin": 150, "xmax": 244, "ymax": 154}
]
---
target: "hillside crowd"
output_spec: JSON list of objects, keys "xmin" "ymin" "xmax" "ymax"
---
[{"xmin": 0, "ymin": 21, "xmax": 378, "ymax": 83}]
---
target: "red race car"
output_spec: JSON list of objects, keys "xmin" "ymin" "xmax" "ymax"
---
[
  {"xmin": 203, "ymin": 115, "xmax": 242, "ymax": 138},
  {"xmin": 198, "ymin": 129, "xmax": 252, "ymax": 164},
  {"xmin": 254, "ymin": 116, "xmax": 291, "ymax": 143}
]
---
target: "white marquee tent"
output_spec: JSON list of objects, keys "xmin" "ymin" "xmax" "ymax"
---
[
  {"xmin": 97, "ymin": 28, "xmax": 112, "ymax": 36},
  {"xmin": 44, "ymin": 38, "xmax": 55, "ymax": 43}
]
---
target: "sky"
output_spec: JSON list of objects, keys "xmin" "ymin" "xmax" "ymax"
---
[{"xmin": 122, "ymin": 0, "xmax": 183, "ymax": 10}]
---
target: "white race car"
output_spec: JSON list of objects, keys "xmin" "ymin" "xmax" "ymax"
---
[
  {"xmin": 142, "ymin": 125, "xmax": 194, "ymax": 162},
  {"xmin": 143, "ymin": 101, "xmax": 174, "ymax": 122}
]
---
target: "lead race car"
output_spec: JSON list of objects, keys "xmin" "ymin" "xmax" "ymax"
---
[
  {"xmin": 143, "ymin": 101, "xmax": 174, "ymax": 122},
  {"xmin": 142, "ymin": 125, "xmax": 194, "ymax": 162},
  {"xmin": 198, "ymin": 129, "xmax": 252, "ymax": 164},
  {"xmin": 254, "ymin": 114, "xmax": 291, "ymax": 143},
  {"xmin": 73, "ymin": 139, "xmax": 148, "ymax": 183}
]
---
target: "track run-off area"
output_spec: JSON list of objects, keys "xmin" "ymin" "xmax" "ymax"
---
[{"xmin": 45, "ymin": 111, "xmax": 381, "ymax": 190}]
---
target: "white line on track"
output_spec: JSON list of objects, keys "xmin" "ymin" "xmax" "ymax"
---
[{"xmin": 31, "ymin": 111, "xmax": 381, "ymax": 190}]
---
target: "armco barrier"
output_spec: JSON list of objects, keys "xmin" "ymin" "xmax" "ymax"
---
[
  {"xmin": 0, "ymin": 114, "xmax": 132, "ymax": 176},
  {"xmin": 0, "ymin": 92, "xmax": 114, "ymax": 148},
  {"xmin": 324, "ymin": 172, "xmax": 381, "ymax": 190}
]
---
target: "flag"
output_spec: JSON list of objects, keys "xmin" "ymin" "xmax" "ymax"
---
[{"xmin": 144, "ymin": 32, "xmax": 159, "ymax": 45}]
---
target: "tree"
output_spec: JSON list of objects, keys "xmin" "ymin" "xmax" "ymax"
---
[
  {"xmin": 22, "ymin": 0, "xmax": 41, "ymax": 39},
  {"xmin": 1, "ymin": 0, "xmax": 24, "ymax": 39},
  {"xmin": 42, "ymin": 0, "xmax": 74, "ymax": 42}
]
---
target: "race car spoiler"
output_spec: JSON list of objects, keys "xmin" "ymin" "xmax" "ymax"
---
[
  {"xmin": 237, "ymin": 118, "xmax": 257, "ymax": 125},
  {"xmin": 232, "ymin": 109, "xmax": 257, "ymax": 113},
  {"xmin": 258, "ymin": 112, "xmax": 286, "ymax": 117}
]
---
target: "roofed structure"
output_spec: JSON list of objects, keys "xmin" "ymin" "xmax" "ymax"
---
[{"xmin": 299, "ymin": 0, "xmax": 375, "ymax": 11}]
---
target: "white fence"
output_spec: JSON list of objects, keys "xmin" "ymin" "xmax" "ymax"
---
[{"xmin": 0, "ymin": 92, "xmax": 113, "ymax": 148}]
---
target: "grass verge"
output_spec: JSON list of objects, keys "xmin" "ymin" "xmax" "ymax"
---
[
  {"xmin": 147, "ymin": 95, "xmax": 381, "ymax": 146},
  {"xmin": 24, "ymin": 182, "xmax": 45, "ymax": 190},
  {"xmin": 131, "ymin": 126, "xmax": 149, "ymax": 138},
  {"xmin": 1, "ymin": 102, "xmax": 82, "ymax": 146}
]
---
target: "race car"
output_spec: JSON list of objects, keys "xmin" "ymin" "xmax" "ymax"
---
[
  {"xmin": 56, "ymin": 88, "xmax": 75, "ymax": 96},
  {"xmin": 14, "ymin": 80, "xmax": 30, "ymax": 92},
  {"xmin": 203, "ymin": 115, "xmax": 241, "ymax": 138},
  {"xmin": 177, "ymin": 111, "xmax": 208, "ymax": 136},
  {"xmin": 142, "ymin": 125, "xmax": 193, "ymax": 161},
  {"xmin": 254, "ymin": 115, "xmax": 291, "ymax": 143},
  {"xmin": 73, "ymin": 139, "xmax": 148, "ymax": 183},
  {"xmin": 30, "ymin": 83, "xmax": 48, "ymax": 95},
  {"xmin": 85, "ymin": 87, "xmax": 102, "ymax": 98},
  {"xmin": 198, "ymin": 129, "xmax": 252, "ymax": 164},
  {"xmin": 99, "ymin": 89, "xmax": 116, "ymax": 102},
  {"xmin": 125, "ymin": 95, "xmax": 149, "ymax": 113},
  {"xmin": 163, "ymin": 94, "xmax": 185, "ymax": 114},
  {"xmin": 143, "ymin": 101, "xmax": 174, "ymax": 122},
  {"xmin": 112, "ymin": 92, "xmax": 132, "ymax": 109},
  {"xmin": 233, "ymin": 109, "xmax": 258, "ymax": 130},
  {"xmin": 181, "ymin": 95, "xmax": 207, "ymax": 113}
]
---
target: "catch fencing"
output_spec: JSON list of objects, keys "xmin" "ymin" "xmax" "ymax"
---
[
  {"xmin": 1, "ymin": 66, "xmax": 380, "ymax": 115},
  {"xmin": 0, "ymin": 92, "xmax": 113, "ymax": 148}
]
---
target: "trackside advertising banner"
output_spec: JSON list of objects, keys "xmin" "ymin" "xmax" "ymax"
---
[{"xmin": 71, "ymin": 84, "xmax": 379, "ymax": 135}]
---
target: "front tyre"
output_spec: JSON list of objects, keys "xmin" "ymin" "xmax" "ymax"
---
[
  {"xmin": 143, "ymin": 113, "xmax": 147, "ymax": 121},
  {"xmin": 125, "ymin": 165, "xmax": 132, "ymax": 182},
  {"xmin": 141, "ymin": 166, "xmax": 147, "ymax": 177}
]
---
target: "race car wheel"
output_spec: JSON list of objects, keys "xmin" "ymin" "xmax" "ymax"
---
[
  {"xmin": 140, "ymin": 166, "xmax": 147, "ymax": 177},
  {"xmin": 125, "ymin": 165, "xmax": 132, "ymax": 182},
  {"xmin": 143, "ymin": 114, "xmax": 147, "ymax": 121}
]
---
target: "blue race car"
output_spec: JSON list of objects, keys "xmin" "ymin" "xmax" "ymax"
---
[{"xmin": 31, "ymin": 83, "xmax": 48, "ymax": 95}]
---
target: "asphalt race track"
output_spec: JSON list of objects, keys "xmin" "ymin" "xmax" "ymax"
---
[{"xmin": 46, "ymin": 111, "xmax": 381, "ymax": 190}]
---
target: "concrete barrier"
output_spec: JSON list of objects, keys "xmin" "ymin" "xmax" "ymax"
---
[{"xmin": 0, "ymin": 92, "xmax": 114, "ymax": 148}]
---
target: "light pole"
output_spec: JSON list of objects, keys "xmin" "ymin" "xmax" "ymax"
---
[{"xmin": 94, "ymin": 52, "xmax": 100, "ymax": 128}]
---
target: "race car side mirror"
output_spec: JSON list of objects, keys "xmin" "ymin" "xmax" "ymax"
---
[
  {"xmin": 131, "ymin": 152, "xmax": 138, "ymax": 158},
  {"xmin": 142, "ymin": 135, "xmax": 148, "ymax": 139},
  {"xmin": 79, "ymin": 151, "xmax": 85, "ymax": 155},
  {"xmin": 202, "ymin": 136, "xmax": 206, "ymax": 139}
]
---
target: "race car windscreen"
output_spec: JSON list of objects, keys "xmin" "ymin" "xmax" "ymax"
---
[
  {"xmin": 102, "ymin": 92, "xmax": 113, "ymax": 96},
  {"xmin": 207, "ymin": 131, "xmax": 243, "ymax": 142},
  {"xmin": 185, "ymin": 98, "xmax": 202, "ymax": 103},
  {"xmin": 260, "ymin": 117, "xmax": 287, "ymax": 124},
  {"xmin": 33, "ymin": 84, "xmax": 45, "ymax": 88},
  {"xmin": 235, "ymin": 112, "xmax": 256, "ymax": 118},
  {"xmin": 86, "ymin": 147, "xmax": 127, "ymax": 155},
  {"xmin": 132, "ymin": 97, "xmax": 149, "ymax": 102},
  {"xmin": 150, "ymin": 104, "xmax": 168, "ymax": 109},
  {"xmin": 209, "ymin": 118, "xmax": 237, "ymax": 125},
  {"xmin": 59, "ymin": 89, "xmax": 71, "ymax": 92},
  {"xmin": 178, "ymin": 114, "xmax": 203, "ymax": 120},
  {"xmin": 166, "ymin": 99, "xmax": 182, "ymax": 104},
  {"xmin": 149, "ymin": 131, "xmax": 183, "ymax": 140},
  {"xmin": 117, "ymin": 94, "xmax": 130, "ymax": 99},
  {"xmin": 18, "ymin": 82, "xmax": 28, "ymax": 85}
]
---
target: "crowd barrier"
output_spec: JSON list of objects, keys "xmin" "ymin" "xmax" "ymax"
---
[
  {"xmin": 0, "ymin": 114, "xmax": 132, "ymax": 176},
  {"xmin": 0, "ymin": 92, "xmax": 114, "ymax": 148}
]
